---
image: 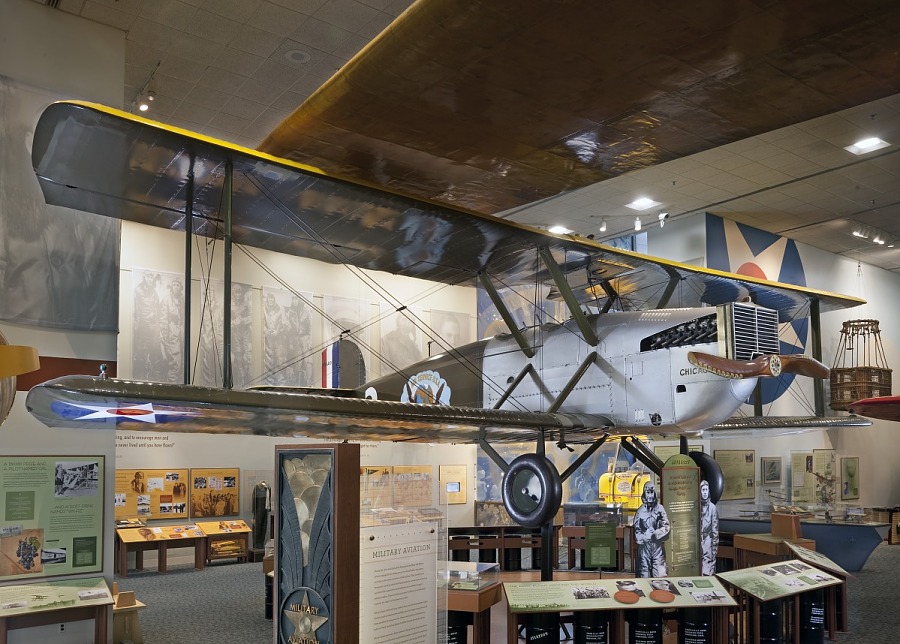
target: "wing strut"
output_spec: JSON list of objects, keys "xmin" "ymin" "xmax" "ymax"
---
[
  {"xmin": 559, "ymin": 434, "xmax": 610, "ymax": 482},
  {"xmin": 547, "ymin": 352, "xmax": 598, "ymax": 413},
  {"xmin": 598, "ymin": 280, "xmax": 618, "ymax": 314},
  {"xmin": 222, "ymin": 159, "xmax": 234, "ymax": 390},
  {"xmin": 655, "ymin": 268, "xmax": 682, "ymax": 310},
  {"xmin": 620, "ymin": 436, "xmax": 664, "ymax": 476},
  {"xmin": 478, "ymin": 272, "xmax": 535, "ymax": 358},
  {"xmin": 492, "ymin": 364, "xmax": 536, "ymax": 410},
  {"xmin": 538, "ymin": 247, "xmax": 599, "ymax": 346},
  {"xmin": 182, "ymin": 156, "xmax": 194, "ymax": 385}
]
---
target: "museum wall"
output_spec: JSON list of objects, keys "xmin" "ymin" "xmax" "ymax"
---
[
  {"xmin": 647, "ymin": 213, "xmax": 900, "ymax": 508},
  {"xmin": 115, "ymin": 221, "xmax": 480, "ymax": 524},
  {"xmin": 0, "ymin": 0, "xmax": 124, "ymax": 634}
]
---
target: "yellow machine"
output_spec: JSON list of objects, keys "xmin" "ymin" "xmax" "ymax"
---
[{"xmin": 599, "ymin": 463, "xmax": 651, "ymax": 510}]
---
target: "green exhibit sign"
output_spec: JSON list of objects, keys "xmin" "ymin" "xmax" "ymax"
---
[
  {"xmin": 662, "ymin": 454, "xmax": 700, "ymax": 577},
  {"xmin": 584, "ymin": 521, "xmax": 617, "ymax": 568}
]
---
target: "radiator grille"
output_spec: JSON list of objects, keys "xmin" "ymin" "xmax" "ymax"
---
[{"xmin": 720, "ymin": 303, "xmax": 780, "ymax": 360}]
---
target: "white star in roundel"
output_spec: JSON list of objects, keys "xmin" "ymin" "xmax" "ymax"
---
[
  {"xmin": 722, "ymin": 218, "xmax": 789, "ymax": 281},
  {"xmin": 67, "ymin": 402, "xmax": 195, "ymax": 423}
]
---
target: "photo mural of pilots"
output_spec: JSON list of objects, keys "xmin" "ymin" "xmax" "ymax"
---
[
  {"xmin": 262, "ymin": 286, "xmax": 318, "ymax": 387},
  {"xmin": 131, "ymin": 269, "xmax": 185, "ymax": 382},
  {"xmin": 700, "ymin": 479, "xmax": 719, "ymax": 575},
  {"xmin": 0, "ymin": 77, "xmax": 119, "ymax": 332},
  {"xmin": 196, "ymin": 279, "xmax": 254, "ymax": 388},
  {"xmin": 633, "ymin": 484, "xmax": 671, "ymax": 577},
  {"xmin": 429, "ymin": 309, "xmax": 472, "ymax": 356},
  {"xmin": 378, "ymin": 304, "xmax": 426, "ymax": 375}
]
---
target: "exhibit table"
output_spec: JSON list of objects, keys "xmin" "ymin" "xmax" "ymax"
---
[
  {"xmin": 733, "ymin": 533, "xmax": 815, "ymax": 569},
  {"xmin": 116, "ymin": 524, "xmax": 207, "ymax": 577},
  {"xmin": 719, "ymin": 515, "xmax": 888, "ymax": 571},
  {"xmin": 504, "ymin": 574, "xmax": 735, "ymax": 644},
  {"xmin": 719, "ymin": 558, "xmax": 843, "ymax": 643},
  {"xmin": 196, "ymin": 520, "xmax": 251, "ymax": 564},
  {"xmin": 448, "ymin": 581, "xmax": 503, "ymax": 644},
  {"xmin": 0, "ymin": 577, "xmax": 112, "ymax": 644}
]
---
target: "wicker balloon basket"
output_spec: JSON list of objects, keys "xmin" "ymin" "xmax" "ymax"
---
[{"xmin": 830, "ymin": 320, "xmax": 892, "ymax": 411}]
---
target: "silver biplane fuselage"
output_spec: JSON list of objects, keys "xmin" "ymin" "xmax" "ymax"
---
[{"xmin": 366, "ymin": 304, "xmax": 764, "ymax": 436}]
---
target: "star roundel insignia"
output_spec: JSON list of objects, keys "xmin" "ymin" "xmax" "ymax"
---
[
  {"xmin": 284, "ymin": 590, "xmax": 329, "ymax": 642},
  {"xmin": 62, "ymin": 402, "xmax": 195, "ymax": 423}
]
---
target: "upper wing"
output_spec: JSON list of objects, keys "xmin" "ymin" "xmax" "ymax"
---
[
  {"xmin": 258, "ymin": 0, "xmax": 900, "ymax": 214},
  {"xmin": 32, "ymin": 101, "xmax": 862, "ymax": 318}
]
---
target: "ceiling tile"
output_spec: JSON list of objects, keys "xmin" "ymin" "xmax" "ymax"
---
[
  {"xmin": 169, "ymin": 35, "xmax": 224, "ymax": 66},
  {"xmin": 126, "ymin": 18, "xmax": 181, "ymax": 50},
  {"xmin": 82, "ymin": 1, "xmax": 135, "ymax": 30},
  {"xmin": 186, "ymin": 9, "xmax": 242, "ymax": 45},
  {"xmin": 202, "ymin": 0, "xmax": 262, "ymax": 23},
  {"xmin": 185, "ymin": 85, "xmax": 233, "ymax": 109},
  {"xmin": 313, "ymin": 0, "xmax": 380, "ymax": 34},
  {"xmin": 213, "ymin": 48, "xmax": 266, "ymax": 77},
  {"xmin": 231, "ymin": 25, "xmax": 284, "ymax": 58},
  {"xmin": 198, "ymin": 66, "xmax": 250, "ymax": 93},
  {"xmin": 159, "ymin": 54, "xmax": 207, "ymax": 83},
  {"xmin": 248, "ymin": 2, "xmax": 308, "ymax": 37},
  {"xmin": 252, "ymin": 59, "xmax": 307, "ymax": 90},
  {"xmin": 289, "ymin": 16, "xmax": 352, "ymax": 53},
  {"xmin": 172, "ymin": 101, "xmax": 216, "ymax": 126},
  {"xmin": 139, "ymin": 0, "xmax": 198, "ymax": 30},
  {"xmin": 91, "ymin": 0, "xmax": 143, "ymax": 14},
  {"xmin": 206, "ymin": 111, "xmax": 251, "ymax": 135},
  {"xmin": 237, "ymin": 78, "xmax": 285, "ymax": 105},
  {"xmin": 222, "ymin": 95, "xmax": 267, "ymax": 121}
]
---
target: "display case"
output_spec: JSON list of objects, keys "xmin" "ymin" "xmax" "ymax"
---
[{"xmin": 442, "ymin": 561, "xmax": 499, "ymax": 591}]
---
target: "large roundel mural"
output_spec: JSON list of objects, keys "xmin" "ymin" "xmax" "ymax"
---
[{"xmin": 706, "ymin": 214, "xmax": 807, "ymax": 405}]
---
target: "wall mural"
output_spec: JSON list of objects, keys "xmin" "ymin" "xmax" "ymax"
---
[
  {"xmin": 0, "ymin": 76, "xmax": 119, "ymax": 331},
  {"xmin": 705, "ymin": 213, "xmax": 808, "ymax": 405}
]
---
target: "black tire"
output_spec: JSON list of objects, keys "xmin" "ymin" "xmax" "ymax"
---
[
  {"xmin": 689, "ymin": 451, "xmax": 725, "ymax": 504},
  {"xmin": 501, "ymin": 454, "xmax": 562, "ymax": 528}
]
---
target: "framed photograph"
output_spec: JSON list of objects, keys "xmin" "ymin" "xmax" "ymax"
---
[
  {"xmin": 761, "ymin": 457, "xmax": 782, "ymax": 485},
  {"xmin": 840, "ymin": 457, "xmax": 860, "ymax": 500}
]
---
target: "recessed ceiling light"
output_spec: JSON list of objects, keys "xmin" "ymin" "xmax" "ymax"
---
[
  {"xmin": 844, "ymin": 137, "xmax": 889, "ymax": 155},
  {"xmin": 284, "ymin": 49, "xmax": 311, "ymax": 65},
  {"xmin": 548, "ymin": 225, "xmax": 572, "ymax": 234},
  {"xmin": 626, "ymin": 197, "xmax": 660, "ymax": 211}
]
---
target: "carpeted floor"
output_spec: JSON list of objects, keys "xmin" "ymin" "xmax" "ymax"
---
[{"xmin": 119, "ymin": 543, "xmax": 900, "ymax": 643}]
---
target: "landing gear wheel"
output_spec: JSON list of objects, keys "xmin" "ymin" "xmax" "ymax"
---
[
  {"xmin": 689, "ymin": 450, "xmax": 725, "ymax": 504},
  {"xmin": 501, "ymin": 454, "xmax": 562, "ymax": 528}
]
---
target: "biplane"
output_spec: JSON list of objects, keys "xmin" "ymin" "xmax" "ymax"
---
[
  {"xmin": 24, "ymin": 99, "xmax": 866, "ymax": 528},
  {"xmin": 21, "ymin": 0, "xmax": 895, "ymax": 530}
]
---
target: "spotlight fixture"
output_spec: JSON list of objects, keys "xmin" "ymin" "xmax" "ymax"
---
[
  {"xmin": 626, "ymin": 197, "xmax": 660, "ymax": 211},
  {"xmin": 599, "ymin": 219, "xmax": 607, "ymax": 233},
  {"xmin": 131, "ymin": 61, "xmax": 161, "ymax": 114},
  {"xmin": 658, "ymin": 212, "xmax": 668, "ymax": 228},
  {"xmin": 634, "ymin": 217, "xmax": 642, "ymax": 231}
]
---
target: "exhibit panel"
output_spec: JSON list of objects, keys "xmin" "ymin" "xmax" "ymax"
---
[
  {"xmin": 275, "ymin": 444, "xmax": 360, "ymax": 644},
  {"xmin": 0, "ymin": 456, "xmax": 104, "ymax": 581},
  {"xmin": 114, "ymin": 468, "xmax": 188, "ymax": 521}
]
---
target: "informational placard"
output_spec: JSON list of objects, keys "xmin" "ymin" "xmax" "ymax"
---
[
  {"xmin": 190, "ymin": 467, "xmax": 240, "ymax": 518},
  {"xmin": 392, "ymin": 465, "xmax": 433, "ymax": 508},
  {"xmin": 713, "ymin": 450, "xmax": 755, "ymax": 500},
  {"xmin": 718, "ymin": 559, "xmax": 842, "ymax": 601},
  {"xmin": 653, "ymin": 445, "xmax": 703, "ymax": 462},
  {"xmin": 790, "ymin": 451, "xmax": 815, "ymax": 503},
  {"xmin": 359, "ymin": 522, "xmax": 439, "ymax": 643},
  {"xmin": 0, "ymin": 456, "xmax": 104, "ymax": 581},
  {"xmin": 785, "ymin": 542, "xmax": 850, "ymax": 577},
  {"xmin": 840, "ymin": 457, "xmax": 860, "ymax": 501},
  {"xmin": 116, "ymin": 524, "xmax": 204, "ymax": 543},
  {"xmin": 438, "ymin": 465, "xmax": 467, "ymax": 504},
  {"xmin": 662, "ymin": 454, "xmax": 700, "ymax": 576},
  {"xmin": 114, "ymin": 468, "xmax": 188, "ymax": 520},
  {"xmin": 360, "ymin": 466, "xmax": 392, "ymax": 509},
  {"xmin": 584, "ymin": 522, "xmax": 617, "ymax": 568},
  {"xmin": 0, "ymin": 577, "xmax": 111, "ymax": 616},
  {"xmin": 504, "ymin": 576, "xmax": 736, "ymax": 613},
  {"xmin": 813, "ymin": 449, "xmax": 836, "ymax": 505}
]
